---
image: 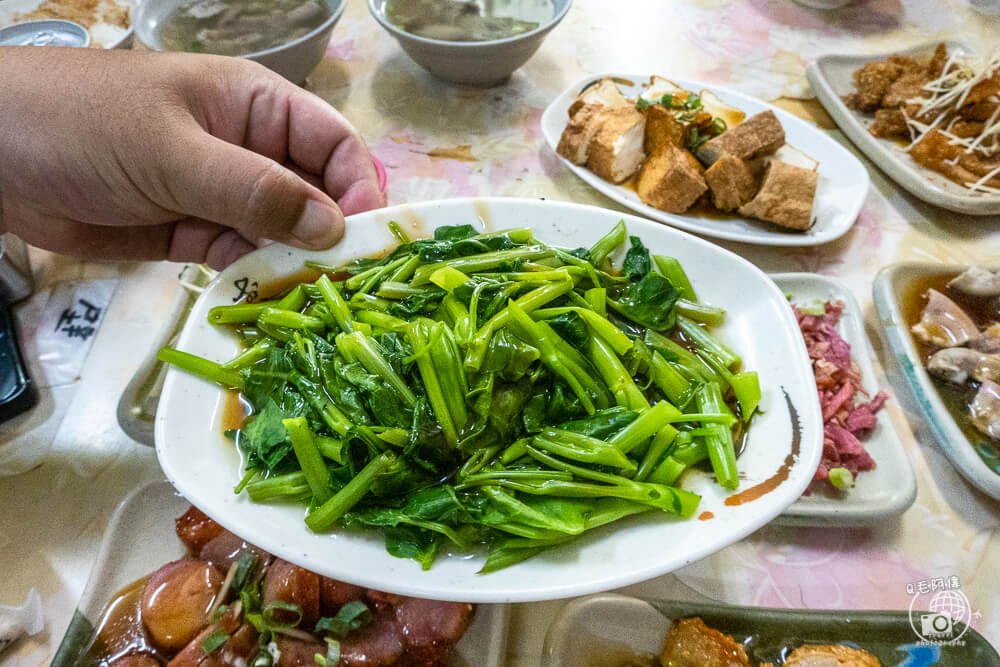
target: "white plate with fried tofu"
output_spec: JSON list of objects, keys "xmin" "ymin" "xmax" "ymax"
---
[
  {"xmin": 807, "ymin": 42, "xmax": 1000, "ymax": 215},
  {"xmin": 541, "ymin": 73, "xmax": 870, "ymax": 246}
]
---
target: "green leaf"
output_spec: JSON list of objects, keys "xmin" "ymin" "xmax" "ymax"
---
[
  {"xmin": 201, "ymin": 628, "xmax": 229, "ymax": 654},
  {"xmin": 546, "ymin": 311, "xmax": 589, "ymax": 348},
  {"xmin": 316, "ymin": 601, "xmax": 372, "ymax": 638},
  {"xmin": 610, "ymin": 273, "xmax": 680, "ymax": 330},
  {"xmin": 433, "ymin": 224, "xmax": 479, "ymax": 242},
  {"xmin": 622, "ymin": 236, "xmax": 651, "ymax": 281}
]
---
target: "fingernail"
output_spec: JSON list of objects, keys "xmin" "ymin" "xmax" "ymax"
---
[{"xmin": 292, "ymin": 200, "xmax": 343, "ymax": 248}]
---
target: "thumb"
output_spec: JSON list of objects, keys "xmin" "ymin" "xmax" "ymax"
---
[{"xmin": 159, "ymin": 128, "xmax": 345, "ymax": 249}]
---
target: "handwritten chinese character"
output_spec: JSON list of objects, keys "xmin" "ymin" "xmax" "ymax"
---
[
  {"xmin": 78, "ymin": 298, "xmax": 102, "ymax": 323},
  {"xmin": 948, "ymin": 575, "xmax": 961, "ymax": 590},
  {"xmin": 917, "ymin": 579, "xmax": 931, "ymax": 594},
  {"xmin": 233, "ymin": 277, "xmax": 259, "ymax": 303},
  {"xmin": 55, "ymin": 308, "xmax": 80, "ymax": 331},
  {"xmin": 931, "ymin": 577, "xmax": 945, "ymax": 592}
]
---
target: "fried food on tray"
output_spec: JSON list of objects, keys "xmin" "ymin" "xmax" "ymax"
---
[
  {"xmin": 557, "ymin": 76, "xmax": 818, "ymax": 231},
  {"xmin": 845, "ymin": 43, "xmax": 1000, "ymax": 194},
  {"xmin": 659, "ymin": 617, "xmax": 749, "ymax": 667},
  {"xmin": 655, "ymin": 616, "xmax": 883, "ymax": 667},
  {"xmin": 782, "ymin": 643, "xmax": 882, "ymax": 666}
]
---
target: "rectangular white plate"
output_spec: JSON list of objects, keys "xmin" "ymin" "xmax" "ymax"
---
[
  {"xmin": 873, "ymin": 263, "xmax": 1000, "ymax": 499},
  {"xmin": 772, "ymin": 273, "xmax": 917, "ymax": 525},
  {"xmin": 540, "ymin": 73, "xmax": 870, "ymax": 246},
  {"xmin": 51, "ymin": 479, "xmax": 509, "ymax": 666},
  {"xmin": 806, "ymin": 42, "xmax": 1000, "ymax": 215}
]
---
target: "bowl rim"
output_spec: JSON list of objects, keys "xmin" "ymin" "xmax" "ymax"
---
[
  {"xmin": 366, "ymin": 0, "xmax": 573, "ymax": 49},
  {"xmin": 135, "ymin": 0, "xmax": 346, "ymax": 59},
  {"xmin": 0, "ymin": 18, "xmax": 92, "ymax": 47}
]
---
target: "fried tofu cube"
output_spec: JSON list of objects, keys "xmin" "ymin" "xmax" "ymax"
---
[
  {"xmin": 637, "ymin": 144, "xmax": 707, "ymax": 213},
  {"xmin": 696, "ymin": 110, "xmax": 786, "ymax": 166},
  {"xmin": 644, "ymin": 104, "xmax": 685, "ymax": 154},
  {"xmin": 704, "ymin": 155, "xmax": 762, "ymax": 211},
  {"xmin": 556, "ymin": 104, "xmax": 605, "ymax": 165},
  {"xmin": 568, "ymin": 77, "xmax": 629, "ymax": 117},
  {"xmin": 738, "ymin": 161, "xmax": 818, "ymax": 230},
  {"xmin": 586, "ymin": 106, "xmax": 646, "ymax": 183}
]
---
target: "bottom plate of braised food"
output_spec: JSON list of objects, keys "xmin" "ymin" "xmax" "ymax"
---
[
  {"xmin": 51, "ymin": 480, "xmax": 508, "ymax": 666},
  {"xmin": 541, "ymin": 593, "xmax": 999, "ymax": 666}
]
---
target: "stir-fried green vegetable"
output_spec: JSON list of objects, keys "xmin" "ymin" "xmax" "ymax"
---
[{"xmin": 160, "ymin": 221, "xmax": 760, "ymax": 573}]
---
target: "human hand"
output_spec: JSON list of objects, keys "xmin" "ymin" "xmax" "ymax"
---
[{"xmin": 0, "ymin": 47, "xmax": 385, "ymax": 269}]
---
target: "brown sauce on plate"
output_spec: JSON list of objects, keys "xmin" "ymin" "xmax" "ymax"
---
[
  {"xmin": 725, "ymin": 389, "xmax": 801, "ymax": 506},
  {"xmin": 79, "ymin": 577, "xmax": 161, "ymax": 665}
]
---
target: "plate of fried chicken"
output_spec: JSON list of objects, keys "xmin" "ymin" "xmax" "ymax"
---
[
  {"xmin": 541, "ymin": 73, "xmax": 869, "ymax": 246},
  {"xmin": 808, "ymin": 42, "xmax": 1000, "ymax": 215}
]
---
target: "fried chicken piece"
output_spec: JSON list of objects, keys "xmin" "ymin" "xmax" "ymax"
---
[
  {"xmin": 659, "ymin": 617, "xmax": 749, "ymax": 667},
  {"xmin": 927, "ymin": 42, "xmax": 949, "ymax": 78},
  {"xmin": 848, "ymin": 61, "xmax": 903, "ymax": 111},
  {"xmin": 784, "ymin": 644, "xmax": 881, "ymax": 666},
  {"xmin": 910, "ymin": 129, "xmax": 1000, "ymax": 187},
  {"xmin": 881, "ymin": 71, "xmax": 930, "ymax": 108},
  {"xmin": 868, "ymin": 109, "xmax": 909, "ymax": 138}
]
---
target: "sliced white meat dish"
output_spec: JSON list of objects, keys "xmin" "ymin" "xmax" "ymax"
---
[
  {"xmin": 970, "ymin": 380, "xmax": 1000, "ymax": 441},
  {"xmin": 927, "ymin": 348, "xmax": 1000, "ymax": 385},
  {"xmin": 911, "ymin": 288, "xmax": 981, "ymax": 347},
  {"xmin": 947, "ymin": 266, "xmax": 1000, "ymax": 297}
]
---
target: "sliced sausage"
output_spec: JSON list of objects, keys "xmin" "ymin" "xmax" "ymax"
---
[
  {"xmin": 142, "ymin": 560, "xmax": 223, "ymax": 652},
  {"xmin": 338, "ymin": 607, "xmax": 405, "ymax": 667},
  {"xmin": 262, "ymin": 559, "xmax": 321, "ymax": 630},
  {"xmin": 165, "ymin": 606, "xmax": 242, "ymax": 667},
  {"xmin": 200, "ymin": 623, "xmax": 259, "ymax": 667},
  {"xmin": 392, "ymin": 596, "xmax": 474, "ymax": 661},
  {"xmin": 274, "ymin": 636, "xmax": 327, "ymax": 667},
  {"xmin": 198, "ymin": 530, "xmax": 267, "ymax": 572},
  {"xmin": 109, "ymin": 655, "xmax": 160, "ymax": 667},
  {"xmin": 320, "ymin": 577, "xmax": 366, "ymax": 613},
  {"xmin": 175, "ymin": 507, "xmax": 224, "ymax": 555}
]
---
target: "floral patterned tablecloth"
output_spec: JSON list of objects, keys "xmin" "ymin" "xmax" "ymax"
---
[{"xmin": 2, "ymin": 1, "xmax": 999, "ymax": 665}]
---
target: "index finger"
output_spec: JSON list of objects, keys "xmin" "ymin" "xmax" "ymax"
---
[{"xmin": 286, "ymin": 88, "xmax": 385, "ymax": 216}]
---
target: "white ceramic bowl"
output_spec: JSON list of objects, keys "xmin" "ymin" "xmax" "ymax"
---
[
  {"xmin": 134, "ymin": 0, "xmax": 346, "ymax": 84},
  {"xmin": 367, "ymin": 0, "xmax": 572, "ymax": 87},
  {"xmin": 155, "ymin": 197, "xmax": 823, "ymax": 603}
]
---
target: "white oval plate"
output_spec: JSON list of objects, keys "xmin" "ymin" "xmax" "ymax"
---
[
  {"xmin": 540, "ymin": 73, "xmax": 870, "ymax": 247},
  {"xmin": 873, "ymin": 263, "xmax": 1000, "ymax": 499},
  {"xmin": 156, "ymin": 198, "xmax": 823, "ymax": 603},
  {"xmin": 806, "ymin": 42, "xmax": 1000, "ymax": 215},
  {"xmin": 772, "ymin": 273, "xmax": 916, "ymax": 525},
  {"xmin": 51, "ymin": 480, "xmax": 508, "ymax": 666}
]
